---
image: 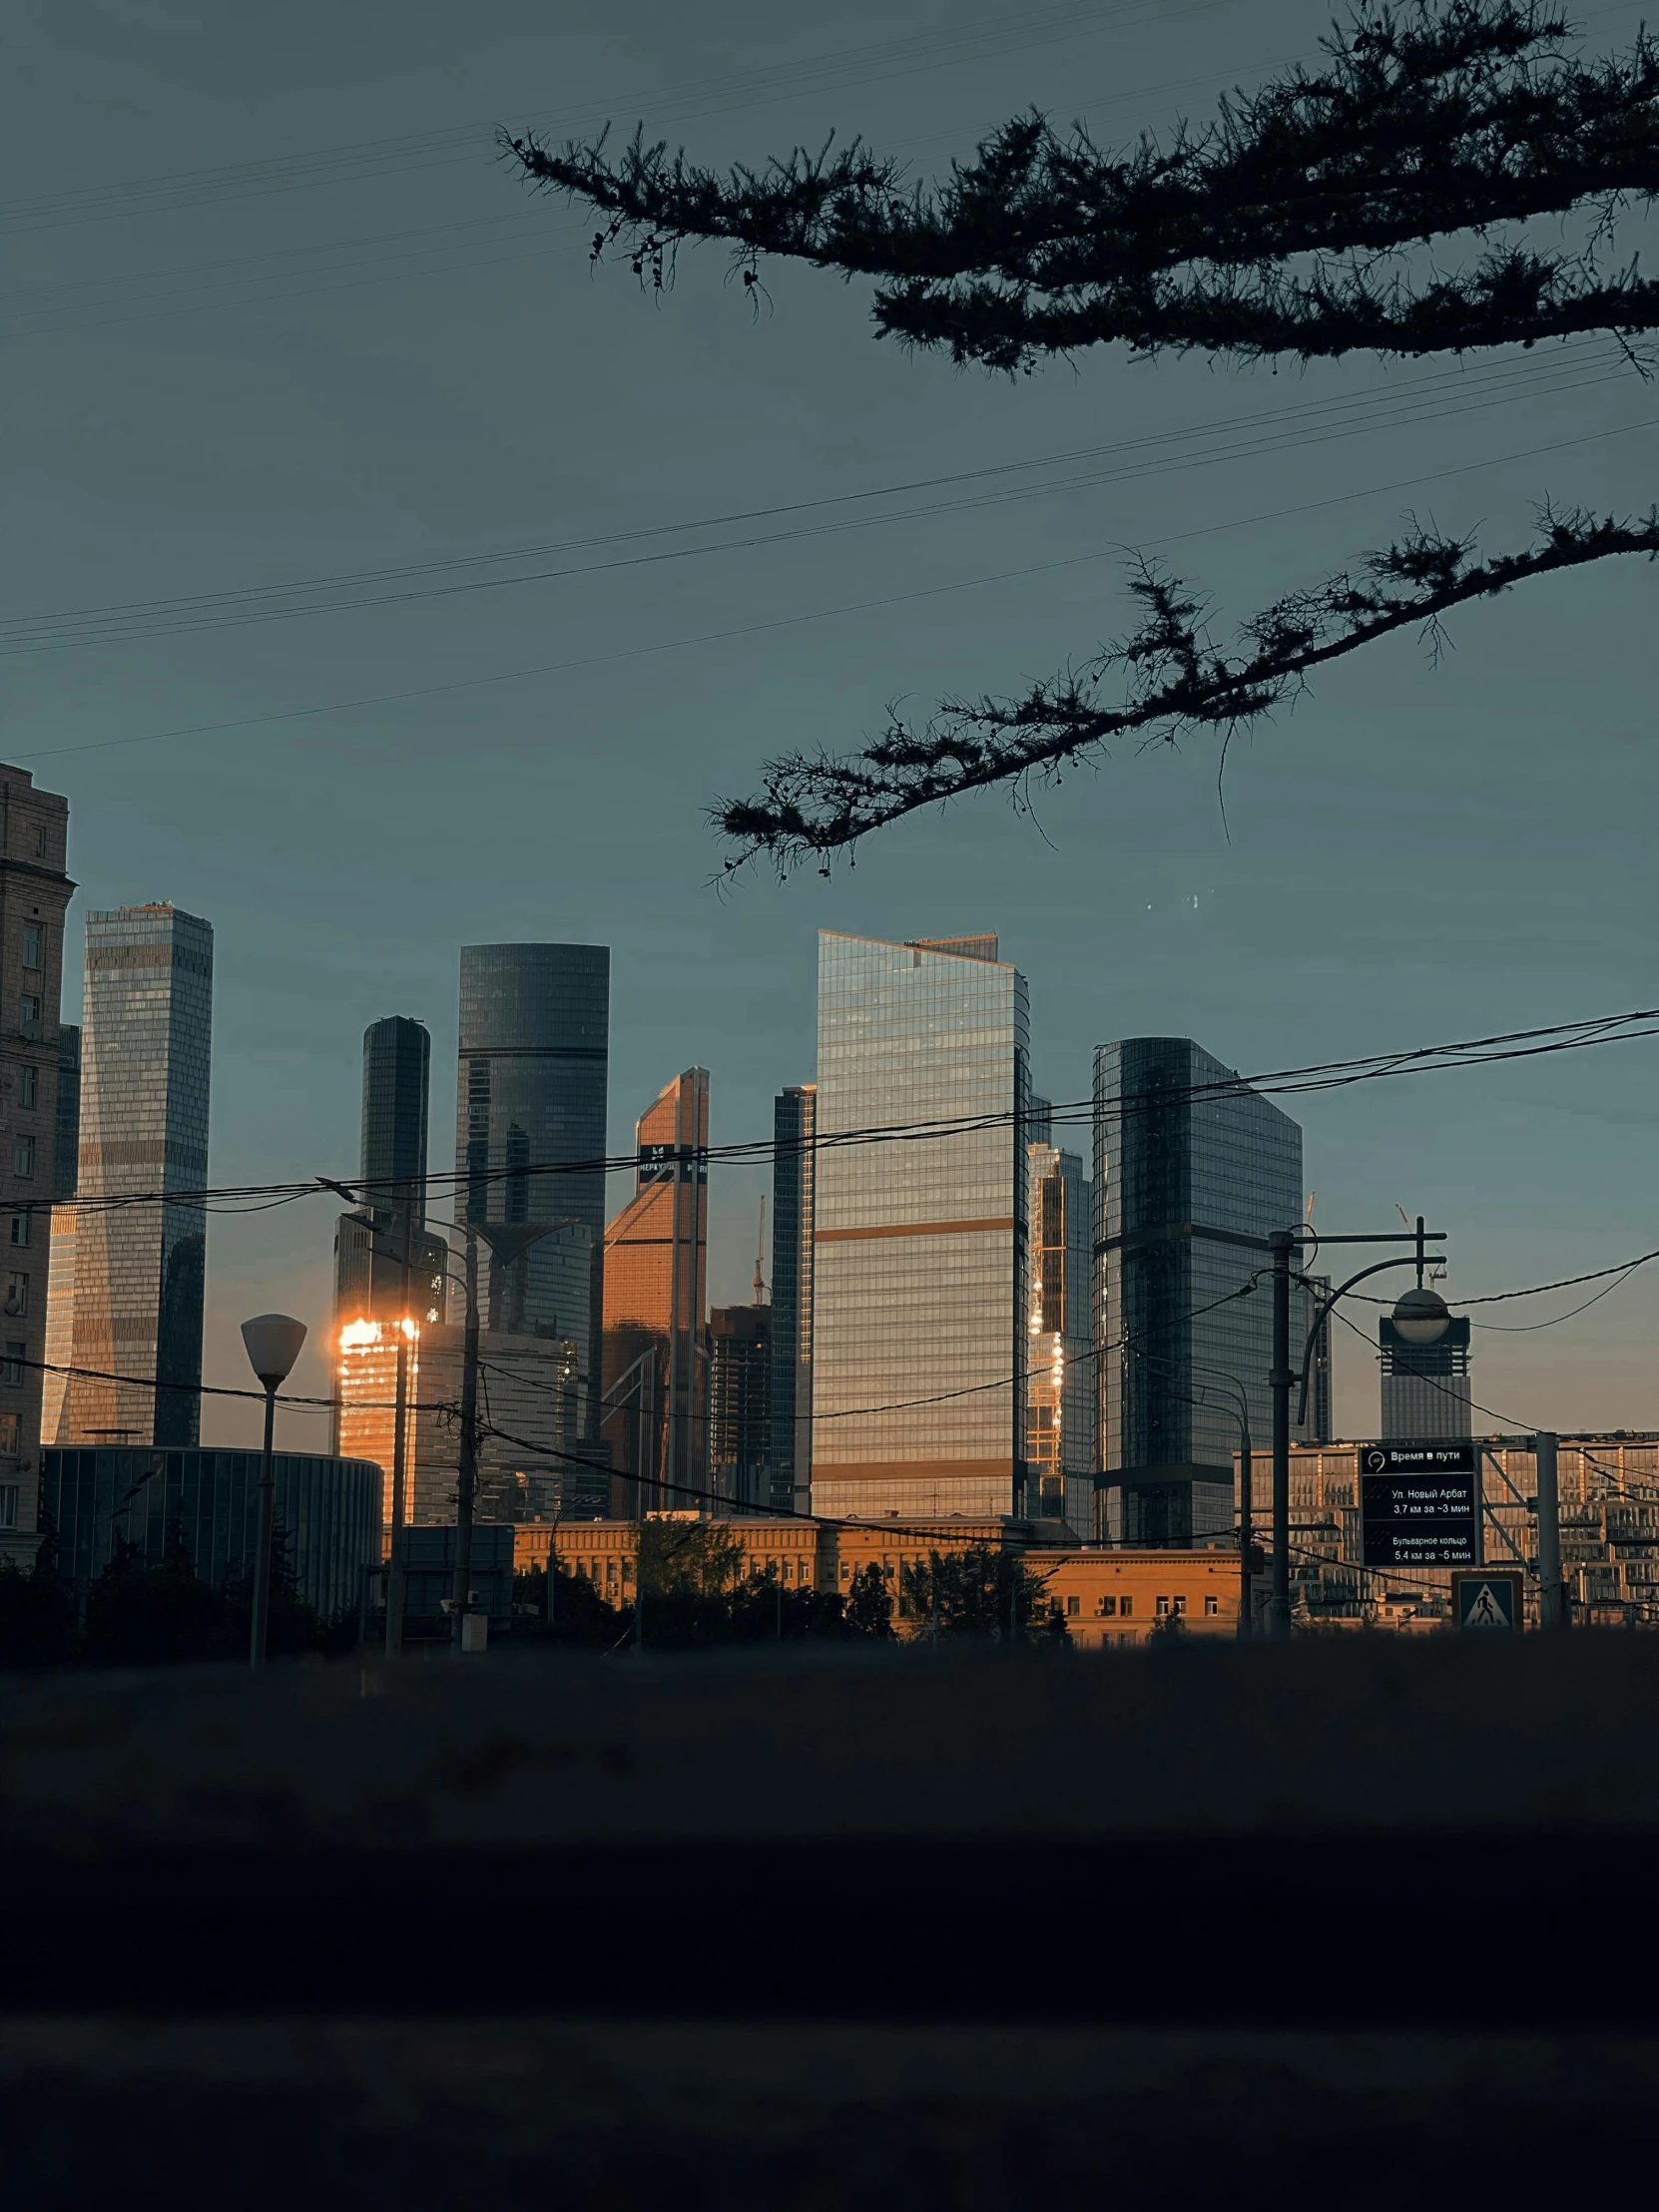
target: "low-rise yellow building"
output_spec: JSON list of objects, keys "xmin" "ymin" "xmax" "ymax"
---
[{"xmin": 513, "ymin": 1517, "xmax": 1250, "ymax": 1643}]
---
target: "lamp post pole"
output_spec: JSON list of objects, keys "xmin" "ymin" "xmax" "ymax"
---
[
  {"xmin": 449, "ymin": 1227, "xmax": 481, "ymax": 1652},
  {"xmin": 385, "ymin": 1184, "xmax": 415, "ymax": 1660},
  {"xmin": 1268, "ymin": 1231, "xmax": 1295, "ymax": 1642},
  {"xmin": 250, "ymin": 1378, "xmax": 279, "ymax": 1672},
  {"xmin": 240, "ymin": 1314, "xmax": 307, "ymax": 1674}
]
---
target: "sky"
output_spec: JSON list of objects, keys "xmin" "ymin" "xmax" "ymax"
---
[{"xmin": 5, "ymin": 0, "xmax": 1657, "ymax": 1452}]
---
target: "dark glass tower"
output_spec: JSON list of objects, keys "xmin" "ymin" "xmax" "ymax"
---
[
  {"xmin": 52, "ymin": 1024, "xmax": 80, "ymax": 1203},
  {"xmin": 1094, "ymin": 1037, "xmax": 1310, "ymax": 1546},
  {"xmin": 769, "ymin": 1083, "xmax": 816, "ymax": 1514},
  {"xmin": 64, "ymin": 905, "xmax": 212, "ymax": 1450},
  {"xmin": 360, "ymin": 1016, "xmax": 430, "ymax": 1225},
  {"xmin": 455, "ymin": 944, "xmax": 610, "ymax": 1434}
]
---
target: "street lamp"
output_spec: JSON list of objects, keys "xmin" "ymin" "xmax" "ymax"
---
[
  {"xmin": 1266, "ymin": 1216, "xmax": 1449, "ymax": 1642},
  {"xmin": 241, "ymin": 1312, "xmax": 307, "ymax": 1673},
  {"xmin": 1389, "ymin": 1286, "xmax": 1451, "ymax": 1345}
]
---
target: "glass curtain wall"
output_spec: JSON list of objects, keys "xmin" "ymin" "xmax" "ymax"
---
[
  {"xmin": 1094, "ymin": 1037, "xmax": 1307, "ymax": 1545},
  {"xmin": 812, "ymin": 932, "xmax": 1028, "ymax": 1520}
]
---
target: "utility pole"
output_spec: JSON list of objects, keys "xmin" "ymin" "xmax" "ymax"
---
[
  {"xmin": 449, "ymin": 1227, "xmax": 480, "ymax": 1652},
  {"xmin": 1267, "ymin": 1229, "xmax": 1294, "ymax": 1641},
  {"xmin": 1535, "ymin": 1430, "xmax": 1568, "ymax": 1630},
  {"xmin": 385, "ymin": 1183, "xmax": 415, "ymax": 1661},
  {"xmin": 1237, "ymin": 1417, "xmax": 1255, "ymax": 1641}
]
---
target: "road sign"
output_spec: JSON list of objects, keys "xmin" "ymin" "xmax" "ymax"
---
[
  {"xmin": 1451, "ymin": 1569, "xmax": 1523, "ymax": 1632},
  {"xmin": 1360, "ymin": 1442, "xmax": 1479, "ymax": 1568}
]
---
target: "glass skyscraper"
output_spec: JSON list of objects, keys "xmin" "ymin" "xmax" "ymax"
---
[
  {"xmin": 601, "ymin": 1067, "xmax": 709, "ymax": 1514},
  {"xmin": 360, "ymin": 1015, "xmax": 430, "ymax": 1220},
  {"xmin": 455, "ymin": 944, "xmax": 609, "ymax": 1435},
  {"xmin": 1026, "ymin": 1118, "xmax": 1095, "ymax": 1537},
  {"xmin": 1094, "ymin": 1036, "xmax": 1311, "ymax": 1545},
  {"xmin": 812, "ymin": 932, "xmax": 1028, "ymax": 1521},
  {"xmin": 61, "ymin": 904, "xmax": 213, "ymax": 1449},
  {"xmin": 329, "ymin": 1016, "xmax": 447, "ymax": 1505},
  {"xmin": 769, "ymin": 1082, "xmax": 816, "ymax": 1514}
]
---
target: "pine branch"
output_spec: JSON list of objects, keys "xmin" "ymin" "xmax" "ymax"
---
[
  {"xmin": 711, "ymin": 507, "xmax": 1659, "ymax": 870},
  {"xmin": 503, "ymin": 1, "xmax": 1659, "ymax": 366}
]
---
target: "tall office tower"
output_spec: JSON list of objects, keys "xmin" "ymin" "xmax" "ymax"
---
[
  {"xmin": 812, "ymin": 932, "xmax": 1028, "ymax": 1521},
  {"xmin": 455, "ymin": 944, "xmax": 609, "ymax": 1433},
  {"xmin": 0, "ymin": 767, "xmax": 73, "ymax": 1549},
  {"xmin": 1027, "ymin": 1133, "xmax": 1095, "ymax": 1536},
  {"xmin": 769, "ymin": 1082, "xmax": 816, "ymax": 1513},
  {"xmin": 62, "ymin": 905, "xmax": 212, "ymax": 1451},
  {"xmin": 360, "ymin": 1015, "xmax": 430, "ymax": 1218},
  {"xmin": 52, "ymin": 1025, "xmax": 80, "ymax": 1202},
  {"xmin": 328, "ymin": 1017, "xmax": 447, "ymax": 1479},
  {"xmin": 1381, "ymin": 1309, "xmax": 1471, "ymax": 1439},
  {"xmin": 601, "ymin": 1068, "xmax": 710, "ymax": 1514},
  {"xmin": 410, "ymin": 1326, "xmax": 600, "ymax": 1524},
  {"xmin": 710, "ymin": 1302, "xmax": 772, "ymax": 1509},
  {"xmin": 1094, "ymin": 1036, "xmax": 1310, "ymax": 1546}
]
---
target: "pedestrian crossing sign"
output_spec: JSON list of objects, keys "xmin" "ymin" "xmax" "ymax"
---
[{"xmin": 1450, "ymin": 1569, "xmax": 1523, "ymax": 1633}]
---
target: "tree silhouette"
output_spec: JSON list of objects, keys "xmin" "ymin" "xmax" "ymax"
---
[{"xmin": 505, "ymin": 2, "xmax": 1659, "ymax": 869}]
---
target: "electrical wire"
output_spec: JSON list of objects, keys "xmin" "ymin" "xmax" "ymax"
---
[
  {"xmin": 27, "ymin": 1001, "xmax": 1659, "ymax": 1222},
  {"xmin": 0, "ymin": 0, "xmax": 1236, "ymax": 237},
  {"xmin": 0, "ymin": 344, "xmax": 1622, "ymax": 656},
  {"xmin": 17, "ymin": 400, "xmax": 1655, "ymax": 770}
]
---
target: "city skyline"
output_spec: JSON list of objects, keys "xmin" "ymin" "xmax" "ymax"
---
[{"xmin": 55, "ymin": 902, "xmax": 214, "ymax": 1452}]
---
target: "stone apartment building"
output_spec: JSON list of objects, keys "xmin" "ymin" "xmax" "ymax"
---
[{"xmin": 0, "ymin": 768, "xmax": 72, "ymax": 1568}]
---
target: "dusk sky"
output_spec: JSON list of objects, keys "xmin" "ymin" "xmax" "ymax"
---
[{"xmin": 6, "ymin": 0, "xmax": 1656, "ymax": 1450}]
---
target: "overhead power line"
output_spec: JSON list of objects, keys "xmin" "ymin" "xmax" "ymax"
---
[
  {"xmin": 17, "ymin": 407, "xmax": 1659, "ymax": 768},
  {"xmin": 29, "ymin": 1004, "xmax": 1659, "ymax": 1236},
  {"xmin": 0, "ymin": 342, "xmax": 1621, "ymax": 658},
  {"xmin": 0, "ymin": 0, "xmax": 1233, "ymax": 237}
]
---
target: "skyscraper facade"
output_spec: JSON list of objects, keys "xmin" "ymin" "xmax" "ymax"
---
[
  {"xmin": 328, "ymin": 1016, "xmax": 447, "ymax": 1491},
  {"xmin": 1026, "ymin": 1132, "xmax": 1095, "ymax": 1537},
  {"xmin": 601, "ymin": 1068, "xmax": 709, "ymax": 1513},
  {"xmin": 1094, "ymin": 1036, "xmax": 1308, "ymax": 1545},
  {"xmin": 455, "ymin": 944, "xmax": 609, "ymax": 1433},
  {"xmin": 1381, "ymin": 1312, "xmax": 1472, "ymax": 1438},
  {"xmin": 769, "ymin": 1082, "xmax": 816, "ymax": 1514},
  {"xmin": 0, "ymin": 766, "xmax": 73, "ymax": 1554},
  {"xmin": 710, "ymin": 1302, "xmax": 771, "ymax": 1509},
  {"xmin": 52, "ymin": 1024, "xmax": 80, "ymax": 1203},
  {"xmin": 811, "ymin": 932, "xmax": 1028, "ymax": 1521},
  {"xmin": 62, "ymin": 905, "xmax": 212, "ymax": 1450},
  {"xmin": 360, "ymin": 1015, "xmax": 430, "ymax": 1218}
]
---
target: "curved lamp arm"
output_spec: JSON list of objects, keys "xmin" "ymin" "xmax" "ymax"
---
[{"xmin": 1295, "ymin": 1255, "xmax": 1428, "ymax": 1427}]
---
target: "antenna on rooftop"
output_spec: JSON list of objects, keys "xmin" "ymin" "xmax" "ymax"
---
[{"xmin": 754, "ymin": 1196, "xmax": 769, "ymax": 1305}]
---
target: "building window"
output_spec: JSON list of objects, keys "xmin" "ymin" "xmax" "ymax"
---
[
  {"xmin": 20, "ymin": 926, "xmax": 40, "ymax": 970},
  {"xmin": 1065, "ymin": 1594, "xmax": 1081, "ymax": 1617},
  {"xmin": 12, "ymin": 1135, "xmax": 33, "ymax": 1178},
  {"xmin": 1173, "ymin": 1595, "xmax": 1188, "ymax": 1616},
  {"xmin": 1098, "ymin": 1595, "xmax": 1117, "ymax": 1617},
  {"xmin": 5, "ymin": 1273, "xmax": 26, "ymax": 1318},
  {"xmin": 9, "ymin": 1213, "xmax": 28, "ymax": 1247},
  {"xmin": 0, "ymin": 1413, "xmax": 18, "ymax": 1456},
  {"xmin": 17, "ymin": 1064, "xmax": 36, "ymax": 1109},
  {"xmin": 1, "ymin": 1343, "xmax": 20, "ymax": 1386},
  {"xmin": 18, "ymin": 997, "xmax": 40, "ymax": 1039},
  {"xmin": 1119, "ymin": 1597, "xmax": 1133, "ymax": 1618},
  {"xmin": 1204, "ymin": 1596, "xmax": 1220, "ymax": 1616},
  {"xmin": 1156, "ymin": 1596, "xmax": 1171, "ymax": 1616},
  {"xmin": 0, "ymin": 1483, "xmax": 15, "ymax": 1527},
  {"xmin": 33, "ymin": 826, "xmax": 46, "ymax": 856}
]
